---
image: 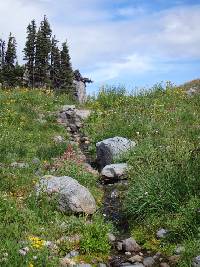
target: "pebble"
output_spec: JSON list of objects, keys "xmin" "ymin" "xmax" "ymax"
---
[
  {"xmin": 107, "ymin": 233, "xmax": 116, "ymax": 243},
  {"xmin": 128, "ymin": 255, "xmax": 143, "ymax": 263},
  {"xmin": 160, "ymin": 263, "xmax": 170, "ymax": 267},
  {"xmin": 156, "ymin": 228, "xmax": 168, "ymax": 239},
  {"xmin": 122, "ymin": 237, "xmax": 141, "ymax": 252},
  {"xmin": 116, "ymin": 242, "xmax": 123, "ymax": 251},
  {"xmin": 143, "ymin": 257, "xmax": 155, "ymax": 267},
  {"xmin": 168, "ymin": 255, "xmax": 180, "ymax": 264}
]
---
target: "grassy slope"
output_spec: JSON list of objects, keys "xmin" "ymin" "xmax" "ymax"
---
[
  {"xmin": 85, "ymin": 84, "xmax": 200, "ymax": 266},
  {"xmin": 0, "ymin": 89, "xmax": 111, "ymax": 267}
]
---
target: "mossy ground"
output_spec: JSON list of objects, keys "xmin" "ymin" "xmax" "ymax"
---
[{"xmin": 0, "ymin": 88, "xmax": 111, "ymax": 267}]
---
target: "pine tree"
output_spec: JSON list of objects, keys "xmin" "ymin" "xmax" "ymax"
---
[
  {"xmin": 0, "ymin": 39, "xmax": 5, "ymax": 83},
  {"xmin": 23, "ymin": 20, "xmax": 36, "ymax": 88},
  {"xmin": 35, "ymin": 16, "xmax": 52, "ymax": 87},
  {"xmin": 50, "ymin": 36, "xmax": 61, "ymax": 89},
  {"xmin": 60, "ymin": 41, "xmax": 74, "ymax": 93},
  {"xmin": 3, "ymin": 33, "xmax": 17, "ymax": 87}
]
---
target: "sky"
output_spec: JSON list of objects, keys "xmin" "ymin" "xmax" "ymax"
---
[{"xmin": 0, "ymin": 0, "xmax": 200, "ymax": 94}]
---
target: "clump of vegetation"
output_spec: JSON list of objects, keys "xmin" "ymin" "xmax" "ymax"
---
[
  {"xmin": 0, "ymin": 88, "xmax": 111, "ymax": 266},
  {"xmin": 85, "ymin": 83, "xmax": 200, "ymax": 266}
]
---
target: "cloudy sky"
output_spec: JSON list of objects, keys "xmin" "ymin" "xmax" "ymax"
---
[{"xmin": 0, "ymin": 0, "xmax": 200, "ymax": 93}]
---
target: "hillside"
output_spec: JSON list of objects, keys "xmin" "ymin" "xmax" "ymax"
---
[{"xmin": 0, "ymin": 84, "xmax": 200, "ymax": 267}]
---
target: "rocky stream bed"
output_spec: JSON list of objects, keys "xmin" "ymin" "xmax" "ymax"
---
[{"xmin": 54, "ymin": 105, "xmax": 180, "ymax": 267}]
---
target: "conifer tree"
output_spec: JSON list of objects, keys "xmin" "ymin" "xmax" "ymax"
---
[
  {"xmin": 0, "ymin": 39, "xmax": 5, "ymax": 83},
  {"xmin": 23, "ymin": 20, "xmax": 36, "ymax": 88},
  {"xmin": 35, "ymin": 16, "xmax": 52, "ymax": 87},
  {"xmin": 3, "ymin": 33, "xmax": 17, "ymax": 87},
  {"xmin": 60, "ymin": 41, "xmax": 74, "ymax": 93},
  {"xmin": 50, "ymin": 36, "xmax": 61, "ymax": 89}
]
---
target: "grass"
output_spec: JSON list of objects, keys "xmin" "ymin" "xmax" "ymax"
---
[
  {"xmin": 85, "ymin": 83, "xmax": 200, "ymax": 266},
  {"xmin": 0, "ymin": 88, "xmax": 111, "ymax": 266}
]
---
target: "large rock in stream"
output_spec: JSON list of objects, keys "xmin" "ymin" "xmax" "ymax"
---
[
  {"xmin": 96, "ymin": 137, "xmax": 136, "ymax": 169},
  {"xmin": 36, "ymin": 175, "xmax": 96, "ymax": 214}
]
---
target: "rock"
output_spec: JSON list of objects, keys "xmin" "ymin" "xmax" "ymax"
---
[
  {"xmin": 73, "ymin": 80, "xmax": 87, "ymax": 104},
  {"xmin": 96, "ymin": 137, "xmax": 136, "ymax": 168},
  {"xmin": 156, "ymin": 228, "xmax": 168, "ymax": 239},
  {"xmin": 98, "ymin": 264, "xmax": 107, "ymax": 267},
  {"xmin": 32, "ymin": 158, "xmax": 40, "ymax": 165},
  {"xmin": 107, "ymin": 233, "xmax": 116, "ymax": 243},
  {"xmin": 62, "ymin": 105, "xmax": 76, "ymax": 112},
  {"xmin": 53, "ymin": 135, "xmax": 65, "ymax": 143},
  {"xmin": 175, "ymin": 245, "xmax": 185, "ymax": 254},
  {"xmin": 122, "ymin": 237, "xmax": 141, "ymax": 253},
  {"xmin": 101, "ymin": 163, "xmax": 128, "ymax": 179},
  {"xmin": 36, "ymin": 175, "xmax": 96, "ymax": 214},
  {"xmin": 168, "ymin": 255, "xmax": 180, "ymax": 265},
  {"xmin": 19, "ymin": 247, "xmax": 29, "ymax": 256},
  {"xmin": 186, "ymin": 87, "xmax": 199, "ymax": 96},
  {"xmin": 193, "ymin": 255, "xmax": 200, "ymax": 267},
  {"xmin": 116, "ymin": 241, "xmax": 123, "ymax": 251},
  {"xmin": 10, "ymin": 162, "xmax": 29, "ymax": 168},
  {"xmin": 122, "ymin": 264, "xmax": 144, "ymax": 267},
  {"xmin": 160, "ymin": 263, "xmax": 170, "ymax": 267},
  {"xmin": 128, "ymin": 255, "xmax": 143, "ymax": 263},
  {"xmin": 60, "ymin": 257, "xmax": 76, "ymax": 267},
  {"xmin": 125, "ymin": 252, "xmax": 132, "ymax": 256},
  {"xmin": 74, "ymin": 264, "xmax": 92, "ymax": 267},
  {"xmin": 153, "ymin": 252, "xmax": 162, "ymax": 260},
  {"xmin": 143, "ymin": 257, "xmax": 155, "ymax": 267}
]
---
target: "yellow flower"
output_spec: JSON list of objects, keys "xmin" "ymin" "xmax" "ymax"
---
[{"xmin": 28, "ymin": 236, "xmax": 45, "ymax": 249}]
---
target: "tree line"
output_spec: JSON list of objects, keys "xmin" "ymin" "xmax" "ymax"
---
[{"xmin": 0, "ymin": 16, "xmax": 74, "ymax": 93}]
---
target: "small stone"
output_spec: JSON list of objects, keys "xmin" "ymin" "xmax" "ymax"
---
[
  {"xmin": 143, "ymin": 257, "xmax": 155, "ymax": 267},
  {"xmin": 32, "ymin": 158, "xmax": 40, "ymax": 164},
  {"xmin": 153, "ymin": 252, "xmax": 162, "ymax": 260},
  {"xmin": 101, "ymin": 163, "xmax": 128, "ymax": 179},
  {"xmin": 168, "ymin": 255, "xmax": 180, "ymax": 264},
  {"xmin": 11, "ymin": 162, "xmax": 29, "ymax": 168},
  {"xmin": 175, "ymin": 245, "xmax": 185, "ymax": 255},
  {"xmin": 122, "ymin": 237, "xmax": 141, "ymax": 252},
  {"xmin": 98, "ymin": 264, "xmax": 107, "ymax": 267},
  {"xmin": 70, "ymin": 250, "xmax": 79, "ymax": 257},
  {"xmin": 107, "ymin": 233, "xmax": 116, "ymax": 243},
  {"xmin": 193, "ymin": 255, "xmax": 200, "ymax": 264},
  {"xmin": 125, "ymin": 252, "xmax": 132, "ymax": 256},
  {"xmin": 19, "ymin": 247, "xmax": 29, "ymax": 256},
  {"xmin": 156, "ymin": 228, "xmax": 168, "ymax": 239},
  {"xmin": 116, "ymin": 242, "xmax": 123, "ymax": 251},
  {"xmin": 53, "ymin": 135, "xmax": 65, "ymax": 143},
  {"xmin": 129, "ymin": 255, "xmax": 143, "ymax": 263},
  {"xmin": 60, "ymin": 257, "xmax": 76, "ymax": 267},
  {"xmin": 160, "ymin": 263, "xmax": 170, "ymax": 267}
]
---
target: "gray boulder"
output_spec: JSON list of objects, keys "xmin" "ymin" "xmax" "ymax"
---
[
  {"xmin": 122, "ymin": 237, "xmax": 141, "ymax": 252},
  {"xmin": 36, "ymin": 175, "xmax": 96, "ymax": 214},
  {"xmin": 96, "ymin": 137, "xmax": 136, "ymax": 168},
  {"xmin": 143, "ymin": 257, "xmax": 155, "ymax": 267},
  {"xmin": 101, "ymin": 163, "xmax": 128, "ymax": 179},
  {"xmin": 73, "ymin": 80, "xmax": 87, "ymax": 104}
]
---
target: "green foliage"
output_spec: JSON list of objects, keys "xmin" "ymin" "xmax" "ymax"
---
[
  {"xmin": 86, "ymin": 84, "xmax": 200, "ymax": 264},
  {"xmin": 0, "ymin": 88, "xmax": 111, "ymax": 266}
]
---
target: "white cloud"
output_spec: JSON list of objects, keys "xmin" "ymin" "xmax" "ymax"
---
[{"xmin": 0, "ymin": 1, "xmax": 199, "ymax": 85}]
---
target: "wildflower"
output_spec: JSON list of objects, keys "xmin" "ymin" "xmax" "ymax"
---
[{"xmin": 28, "ymin": 236, "xmax": 45, "ymax": 249}]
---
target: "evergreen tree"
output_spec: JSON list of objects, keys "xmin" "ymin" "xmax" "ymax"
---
[
  {"xmin": 0, "ymin": 39, "xmax": 5, "ymax": 83},
  {"xmin": 50, "ymin": 36, "xmax": 61, "ymax": 89},
  {"xmin": 3, "ymin": 33, "xmax": 17, "ymax": 87},
  {"xmin": 23, "ymin": 20, "xmax": 36, "ymax": 88},
  {"xmin": 60, "ymin": 41, "xmax": 74, "ymax": 93},
  {"xmin": 35, "ymin": 16, "xmax": 52, "ymax": 87}
]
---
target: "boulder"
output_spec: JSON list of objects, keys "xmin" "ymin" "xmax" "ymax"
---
[
  {"xmin": 101, "ymin": 163, "xmax": 128, "ymax": 179},
  {"xmin": 96, "ymin": 137, "xmax": 136, "ymax": 168},
  {"xmin": 143, "ymin": 257, "xmax": 155, "ymax": 267},
  {"xmin": 36, "ymin": 175, "xmax": 96, "ymax": 214},
  {"xmin": 73, "ymin": 80, "xmax": 87, "ymax": 104},
  {"xmin": 122, "ymin": 237, "xmax": 141, "ymax": 253}
]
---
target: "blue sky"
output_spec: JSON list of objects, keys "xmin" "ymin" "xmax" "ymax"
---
[{"xmin": 0, "ymin": 0, "xmax": 200, "ymax": 94}]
